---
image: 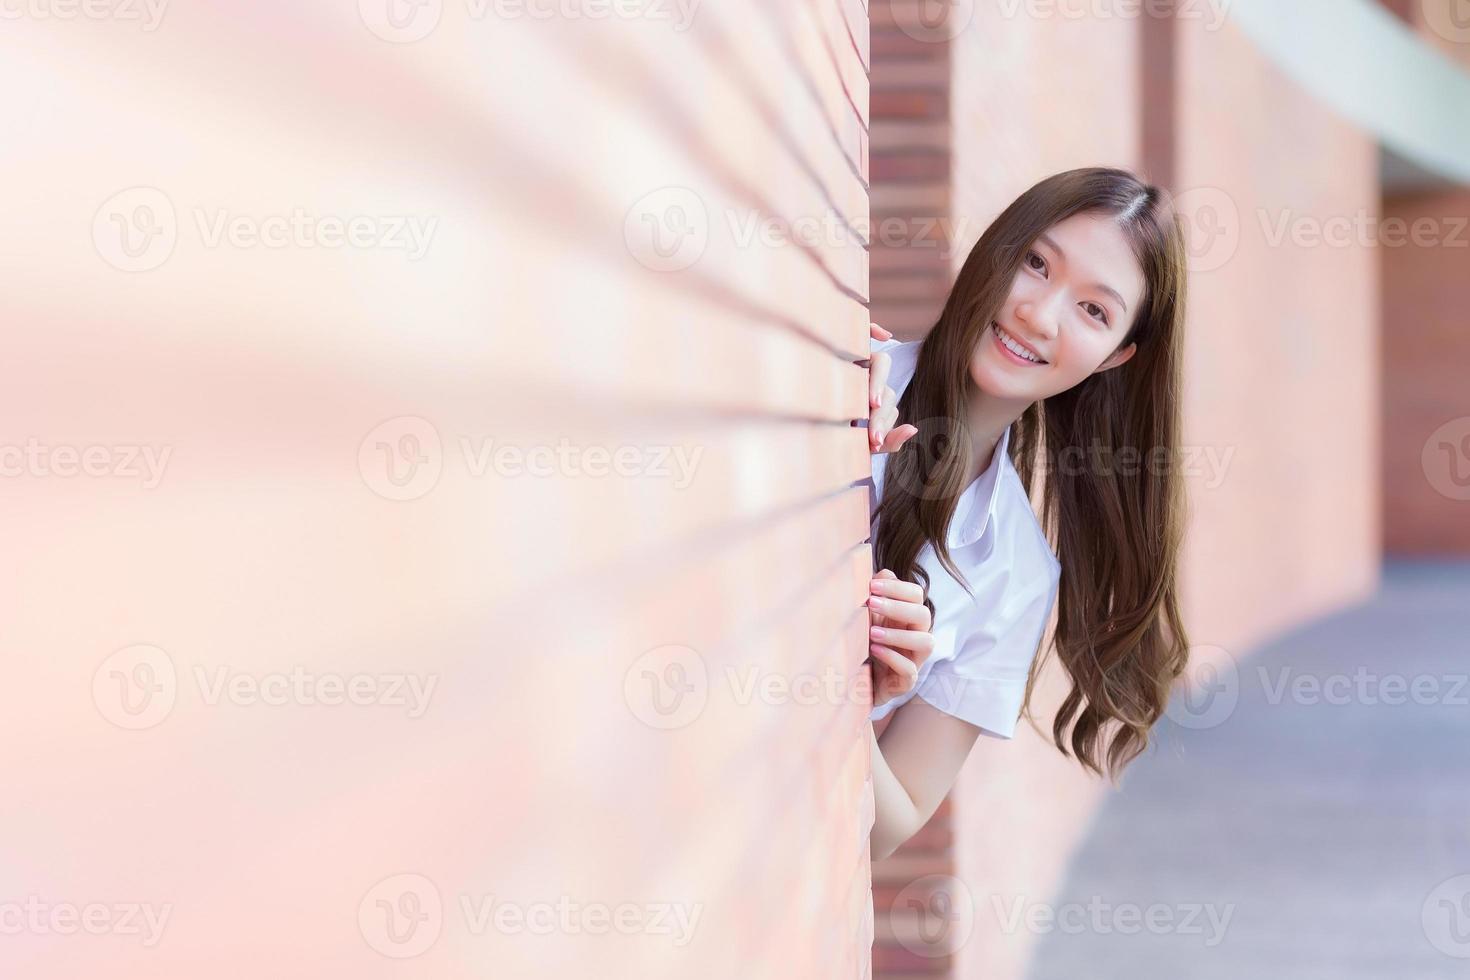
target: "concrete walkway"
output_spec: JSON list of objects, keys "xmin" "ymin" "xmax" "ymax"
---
[{"xmin": 1027, "ymin": 560, "xmax": 1470, "ymax": 979}]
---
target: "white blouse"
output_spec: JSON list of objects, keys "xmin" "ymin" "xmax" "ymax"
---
[{"xmin": 868, "ymin": 336, "xmax": 1062, "ymax": 738}]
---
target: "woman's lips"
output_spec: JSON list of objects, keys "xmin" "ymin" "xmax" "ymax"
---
[{"xmin": 991, "ymin": 322, "xmax": 1048, "ymax": 366}]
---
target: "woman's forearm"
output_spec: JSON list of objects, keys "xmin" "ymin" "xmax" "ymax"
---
[{"xmin": 869, "ymin": 723, "xmax": 919, "ymax": 862}]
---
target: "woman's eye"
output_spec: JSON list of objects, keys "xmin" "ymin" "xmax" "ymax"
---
[
  {"xmin": 1083, "ymin": 301, "xmax": 1109, "ymax": 324},
  {"xmin": 1025, "ymin": 250, "xmax": 1047, "ymax": 274}
]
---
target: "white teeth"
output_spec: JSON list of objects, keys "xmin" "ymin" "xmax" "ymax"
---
[{"xmin": 994, "ymin": 324, "xmax": 1045, "ymax": 363}]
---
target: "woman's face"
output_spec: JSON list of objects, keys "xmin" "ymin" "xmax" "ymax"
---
[{"xmin": 970, "ymin": 211, "xmax": 1145, "ymax": 403}]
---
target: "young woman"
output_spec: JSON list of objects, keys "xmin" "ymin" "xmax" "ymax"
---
[{"xmin": 859, "ymin": 167, "xmax": 1191, "ymax": 861}]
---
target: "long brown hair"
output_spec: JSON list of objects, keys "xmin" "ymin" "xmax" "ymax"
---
[{"xmin": 872, "ymin": 166, "xmax": 1190, "ymax": 777}]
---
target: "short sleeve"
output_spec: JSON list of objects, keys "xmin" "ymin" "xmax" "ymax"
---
[{"xmin": 910, "ymin": 565, "xmax": 1060, "ymax": 738}]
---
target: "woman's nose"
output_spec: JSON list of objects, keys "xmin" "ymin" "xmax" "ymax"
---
[{"xmin": 1015, "ymin": 297, "xmax": 1061, "ymax": 340}]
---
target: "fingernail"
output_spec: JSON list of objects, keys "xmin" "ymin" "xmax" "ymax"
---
[
  {"xmin": 870, "ymin": 626, "xmax": 886, "ymax": 638},
  {"xmin": 867, "ymin": 596, "xmax": 885, "ymax": 609}
]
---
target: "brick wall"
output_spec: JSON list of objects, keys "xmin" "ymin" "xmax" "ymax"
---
[
  {"xmin": 869, "ymin": 1, "xmax": 952, "ymax": 342},
  {"xmin": 1381, "ymin": 187, "xmax": 1470, "ymax": 554},
  {"xmin": 0, "ymin": 2, "xmax": 878, "ymax": 977},
  {"xmin": 866, "ymin": 4, "xmax": 960, "ymax": 977}
]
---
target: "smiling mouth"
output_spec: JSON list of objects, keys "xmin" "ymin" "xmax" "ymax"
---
[{"xmin": 991, "ymin": 322, "xmax": 1049, "ymax": 365}]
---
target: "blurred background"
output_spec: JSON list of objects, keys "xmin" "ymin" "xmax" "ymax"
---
[
  {"xmin": 869, "ymin": 2, "xmax": 1470, "ymax": 978},
  {"xmin": 1, "ymin": 0, "xmax": 1466, "ymax": 978}
]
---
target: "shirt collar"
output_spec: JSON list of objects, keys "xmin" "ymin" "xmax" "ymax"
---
[{"xmin": 946, "ymin": 423, "xmax": 1012, "ymax": 550}]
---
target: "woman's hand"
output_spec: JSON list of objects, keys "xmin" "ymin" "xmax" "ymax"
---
[
  {"xmin": 865, "ymin": 568, "xmax": 935, "ymax": 708},
  {"xmin": 867, "ymin": 322, "xmax": 918, "ymax": 455}
]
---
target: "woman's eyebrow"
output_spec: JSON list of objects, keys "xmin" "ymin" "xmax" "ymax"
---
[{"xmin": 1037, "ymin": 233, "xmax": 1130, "ymax": 314}]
